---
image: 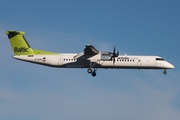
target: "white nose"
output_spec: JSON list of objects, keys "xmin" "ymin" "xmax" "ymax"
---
[{"xmin": 166, "ymin": 62, "xmax": 174, "ymax": 69}]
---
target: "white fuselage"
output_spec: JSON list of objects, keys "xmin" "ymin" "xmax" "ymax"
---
[{"xmin": 13, "ymin": 53, "xmax": 174, "ymax": 70}]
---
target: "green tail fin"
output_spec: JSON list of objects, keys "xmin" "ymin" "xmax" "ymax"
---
[
  {"xmin": 6, "ymin": 31, "xmax": 34, "ymax": 55},
  {"xmin": 6, "ymin": 31, "xmax": 57, "ymax": 55}
]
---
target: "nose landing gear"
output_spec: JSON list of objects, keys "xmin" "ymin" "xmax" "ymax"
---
[{"xmin": 163, "ymin": 69, "xmax": 167, "ymax": 75}]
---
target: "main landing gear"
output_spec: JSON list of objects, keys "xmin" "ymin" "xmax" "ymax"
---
[
  {"xmin": 87, "ymin": 68, "xmax": 97, "ymax": 77},
  {"xmin": 87, "ymin": 62, "xmax": 98, "ymax": 77}
]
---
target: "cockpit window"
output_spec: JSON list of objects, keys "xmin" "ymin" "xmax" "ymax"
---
[{"xmin": 156, "ymin": 58, "xmax": 164, "ymax": 61}]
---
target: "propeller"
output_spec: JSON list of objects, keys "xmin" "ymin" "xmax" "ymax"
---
[{"xmin": 111, "ymin": 46, "xmax": 119, "ymax": 64}]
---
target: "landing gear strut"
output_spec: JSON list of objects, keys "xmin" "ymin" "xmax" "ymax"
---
[{"xmin": 163, "ymin": 69, "xmax": 167, "ymax": 75}]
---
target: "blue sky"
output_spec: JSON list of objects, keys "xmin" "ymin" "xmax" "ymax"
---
[{"xmin": 0, "ymin": 0, "xmax": 180, "ymax": 120}]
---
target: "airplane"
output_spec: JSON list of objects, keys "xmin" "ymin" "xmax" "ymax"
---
[{"xmin": 6, "ymin": 30, "xmax": 174, "ymax": 77}]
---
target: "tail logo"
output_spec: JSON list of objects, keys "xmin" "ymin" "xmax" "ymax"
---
[{"xmin": 14, "ymin": 47, "xmax": 28, "ymax": 52}]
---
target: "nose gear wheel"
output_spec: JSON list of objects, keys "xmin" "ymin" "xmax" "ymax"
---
[{"xmin": 163, "ymin": 69, "xmax": 167, "ymax": 75}]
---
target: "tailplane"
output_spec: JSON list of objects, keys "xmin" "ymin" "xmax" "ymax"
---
[{"xmin": 6, "ymin": 31, "xmax": 56, "ymax": 55}]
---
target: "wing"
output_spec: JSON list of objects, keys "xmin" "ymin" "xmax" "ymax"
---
[
  {"xmin": 84, "ymin": 44, "xmax": 99, "ymax": 55},
  {"xmin": 74, "ymin": 44, "xmax": 99, "ymax": 59}
]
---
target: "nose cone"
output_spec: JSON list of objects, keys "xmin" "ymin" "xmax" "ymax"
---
[{"xmin": 166, "ymin": 62, "xmax": 174, "ymax": 69}]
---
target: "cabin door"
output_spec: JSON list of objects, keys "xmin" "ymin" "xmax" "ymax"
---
[{"xmin": 59, "ymin": 57, "xmax": 63, "ymax": 65}]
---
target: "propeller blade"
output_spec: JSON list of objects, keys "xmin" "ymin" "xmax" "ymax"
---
[
  {"xmin": 111, "ymin": 46, "xmax": 119, "ymax": 64},
  {"xmin": 113, "ymin": 46, "xmax": 115, "ymax": 55},
  {"xmin": 117, "ymin": 50, "xmax": 119, "ymax": 56}
]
